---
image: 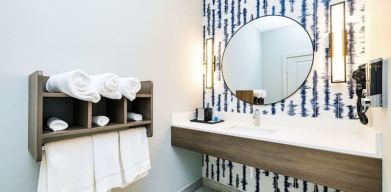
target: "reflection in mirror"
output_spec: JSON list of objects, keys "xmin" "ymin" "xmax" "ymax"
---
[{"xmin": 223, "ymin": 16, "xmax": 314, "ymax": 105}]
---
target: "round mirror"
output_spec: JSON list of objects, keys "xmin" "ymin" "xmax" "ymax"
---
[{"xmin": 223, "ymin": 16, "xmax": 314, "ymax": 105}]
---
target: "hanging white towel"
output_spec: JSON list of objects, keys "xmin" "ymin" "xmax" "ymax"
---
[
  {"xmin": 119, "ymin": 128, "xmax": 151, "ymax": 188},
  {"xmin": 92, "ymin": 132, "xmax": 123, "ymax": 192},
  {"xmin": 92, "ymin": 116, "xmax": 110, "ymax": 127},
  {"xmin": 37, "ymin": 136, "xmax": 95, "ymax": 192},
  {"xmin": 120, "ymin": 77, "xmax": 141, "ymax": 101},
  {"xmin": 46, "ymin": 70, "xmax": 101, "ymax": 103},
  {"xmin": 90, "ymin": 73, "xmax": 122, "ymax": 99},
  {"xmin": 37, "ymin": 152, "xmax": 48, "ymax": 192},
  {"xmin": 46, "ymin": 117, "xmax": 68, "ymax": 131},
  {"xmin": 132, "ymin": 171, "xmax": 149, "ymax": 184},
  {"xmin": 127, "ymin": 112, "xmax": 143, "ymax": 121}
]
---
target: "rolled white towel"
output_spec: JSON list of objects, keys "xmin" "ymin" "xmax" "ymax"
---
[
  {"xmin": 125, "ymin": 93, "xmax": 136, "ymax": 101},
  {"xmin": 92, "ymin": 116, "xmax": 110, "ymax": 127},
  {"xmin": 47, "ymin": 117, "xmax": 68, "ymax": 131},
  {"xmin": 90, "ymin": 73, "xmax": 122, "ymax": 100},
  {"xmin": 46, "ymin": 70, "xmax": 101, "ymax": 103},
  {"xmin": 127, "ymin": 112, "xmax": 143, "ymax": 121},
  {"xmin": 120, "ymin": 77, "xmax": 141, "ymax": 101}
]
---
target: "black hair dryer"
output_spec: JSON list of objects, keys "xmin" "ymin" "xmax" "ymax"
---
[
  {"xmin": 352, "ymin": 58, "xmax": 387, "ymax": 125},
  {"xmin": 352, "ymin": 65, "xmax": 369, "ymax": 125}
]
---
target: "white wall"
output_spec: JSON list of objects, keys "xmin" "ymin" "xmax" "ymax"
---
[
  {"xmin": 0, "ymin": 0, "xmax": 203, "ymax": 191},
  {"xmin": 366, "ymin": 1, "xmax": 391, "ymax": 191},
  {"xmin": 223, "ymin": 24, "xmax": 263, "ymax": 91},
  {"xmin": 261, "ymin": 25, "xmax": 312, "ymax": 104}
]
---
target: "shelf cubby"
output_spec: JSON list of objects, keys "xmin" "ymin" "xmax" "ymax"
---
[
  {"xmin": 92, "ymin": 98, "xmax": 127, "ymax": 127},
  {"xmin": 127, "ymin": 98, "xmax": 152, "ymax": 121},
  {"xmin": 28, "ymin": 71, "xmax": 153, "ymax": 162},
  {"xmin": 127, "ymin": 97, "xmax": 153, "ymax": 136},
  {"xmin": 43, "ymin": 97, "xmax": 90, "ymax": 130}
]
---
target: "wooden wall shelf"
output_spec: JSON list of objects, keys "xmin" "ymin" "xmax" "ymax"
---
[{"xmin": 28, "ymin": 71, "xmax": 153, "ymax": 162}]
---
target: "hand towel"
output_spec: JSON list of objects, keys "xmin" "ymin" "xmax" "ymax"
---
[
  {"xmin": 46, "ymin": 70, "xmax": 101, "ymax": 103},
  {"xmin": 37, "ymin": 151, "xmax": 48, "ymax": 192},
  {"xmin": 127, "ymin": 112, "xmax": 143, "ymax": 121},
  {"xmin": 93, "ymin": 116, "xmax": 110, "ymax": 127},
  {"xmin": 92, "ymin": 132, "xmax": 122, "ymax": 192},
  {"xmin": 120, "ymin": 77, "xmax": 141, "ymax": 101},
  {"xmin": 37, "ymin": 136, "xmax": 95, "ymax": 192},
  {"xmin": 119, "ymin": 128, "xmax": 151, "ymax": 188},
  {"xmin": 132, "ymin": 171, "xmax": 149, "ymax": 183},
  {"xmin": 47, "ymin": 117, "xmax": 68, "ymax": 131},
  {"xmin": 90, "ymin": 73, "xmax": 122, "ymax": 99}
]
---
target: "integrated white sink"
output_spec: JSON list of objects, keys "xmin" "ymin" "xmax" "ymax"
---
[{"xmin": 225, "ymin": 125, "xmax": 278, "ymax": 135}]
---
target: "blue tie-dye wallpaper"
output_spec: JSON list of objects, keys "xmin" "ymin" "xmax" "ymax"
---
[
  {"xmin": 202, "ymin": 0, "xmax": 365, "ymax": 191},
  {"xmin": 203, "ymin": 0, "xmax": 365, "ymax": 119}
]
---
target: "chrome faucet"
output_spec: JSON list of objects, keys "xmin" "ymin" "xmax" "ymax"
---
[{"xmin": 253, "ymin": 109, "xmax": 261, "ymax": 126}]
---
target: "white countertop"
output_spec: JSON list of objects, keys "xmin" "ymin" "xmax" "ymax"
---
[{"xmin": 172, "ymin": 112, "xmax": 383, "ymax": 159}]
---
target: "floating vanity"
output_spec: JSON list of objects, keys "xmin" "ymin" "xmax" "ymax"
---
[{"xmin": 171, "ymin": 112, "xmax": 382, "ymax": 192}]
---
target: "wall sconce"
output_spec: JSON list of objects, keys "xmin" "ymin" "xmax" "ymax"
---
[
  {"xmin": 205, "ymin": 38, "xmax": 214, "ymax": 89},
  {"xmin": 330, "ymin": 2, "xmax": 347, "ymax": 83}
]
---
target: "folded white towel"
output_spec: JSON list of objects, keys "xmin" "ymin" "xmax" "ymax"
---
[
  {"xmin": 127, "ymin": 112, "xmax": 143, "ymax": 121},
  {"xmin": 37, "ymin": 136, "xmax": 95, "ymax": 192},
  {"xmin": 120, "ymin": 77, "xmax": 141, "ymax": 101},
  {"xmin": 90, "ymin": 73, "xmax": 122, "ymax": 100},
  {"xmin": 119, "ymin": 128, "xmax": 151, "ymax": 188},
  {"xmin": 46, "ymin": 117, "xmax": 68, "ymax": 131},
  {"xmin": 92, "ymin": 116, "xmax": 110, "ymax": 127},
  {"xmin": 92, "ymin": 132, "xmax": 122, "ymax": 192},
  {"xmin": 46, "ymin": 70, "xmax": 101, "ymax": 103}
]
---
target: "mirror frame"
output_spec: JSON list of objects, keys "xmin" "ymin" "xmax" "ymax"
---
[{"xmin": 221, "ymin": 15, "xmax": 315, "ymax": 106}]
